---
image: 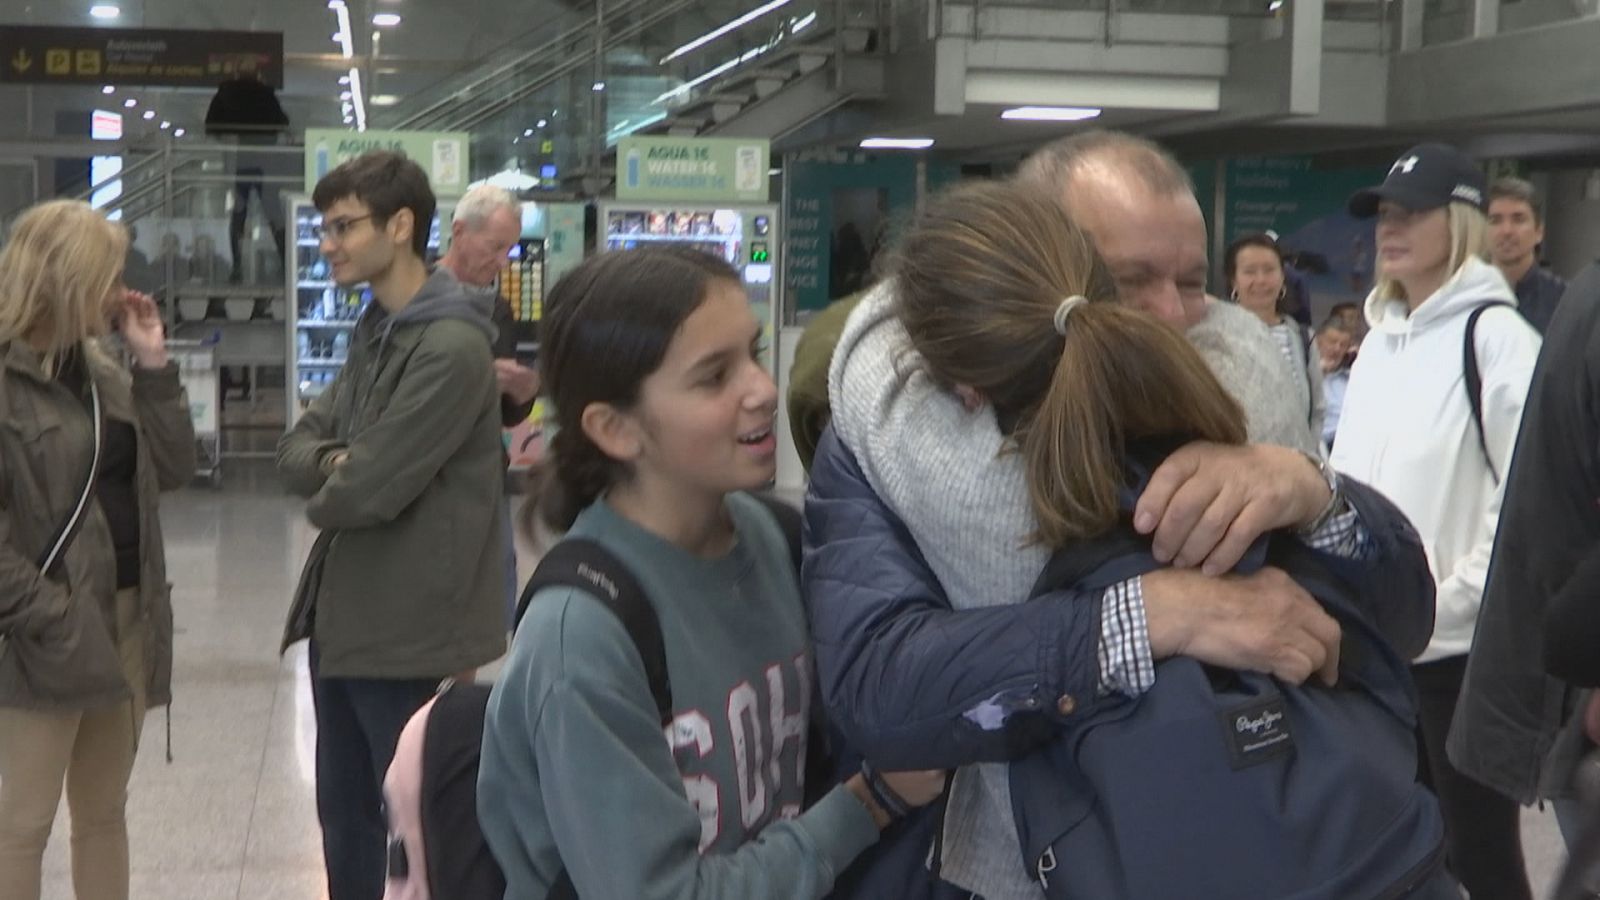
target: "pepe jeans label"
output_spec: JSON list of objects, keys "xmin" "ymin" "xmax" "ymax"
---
[{"xmin": 1220, "ymin": 697, "xmax": 1295, "ymax": 770}]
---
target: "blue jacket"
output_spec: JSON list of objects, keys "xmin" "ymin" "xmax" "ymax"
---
[
  {"xmin": 804, "ymin": 429, "xmax": 1438, "ymax": 896},
  {"xmin": 803, "ymin": 428, "xmax": 1436, "ymax": 772}
]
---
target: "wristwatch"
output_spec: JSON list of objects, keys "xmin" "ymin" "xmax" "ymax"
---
[{"xmin": 1296, "ymin": 452, "xmax": 1342, "ymax": 536}]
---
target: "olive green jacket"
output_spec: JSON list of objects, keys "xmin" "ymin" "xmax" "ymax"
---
[
  {"xmin": 277, "ymin": 271, "xmax": 506, "ymax": 680},
  {"xmin": 0, "ymin": 339, "xmax": 194, "ymax": 712},
  {"xmin": 786, "ymin": 292, "xmax": 866, "ymax": 473}
]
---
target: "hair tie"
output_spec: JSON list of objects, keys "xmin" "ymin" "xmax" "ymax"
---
[{"xmin": 1053, "ymin": 295, "xmax": 1089, "ymax": 336}]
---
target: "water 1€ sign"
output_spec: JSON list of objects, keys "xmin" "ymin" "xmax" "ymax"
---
[
  {"xmin": 616, "ymin": 136, "xmax": 770, "ymax": 204},
  {"xmin": 304, "ymin": 128, "xmax": 470, "ymax": 199}
]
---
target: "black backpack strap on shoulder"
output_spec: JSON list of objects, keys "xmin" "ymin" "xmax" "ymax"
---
[
  {"xmin": 515, "ymin": 538, "xmax": 673, "ymax": 722},
  {"xmin": 524, "ymin": 539, "xmax": 671, "ymax": 900},
  {"xmin": 1464, "ymin": 302, "xmax": 1514, "ymax": 485}
]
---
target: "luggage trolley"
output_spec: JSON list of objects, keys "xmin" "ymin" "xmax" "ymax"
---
[{"xmin": 167, "ymin": 335, "xmax": 222, "ymax": 486}]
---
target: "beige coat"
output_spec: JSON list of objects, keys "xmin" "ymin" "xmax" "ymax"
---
[{"xmin": 0, "ymin": 339, "xmax": 194, "ymax": 711}]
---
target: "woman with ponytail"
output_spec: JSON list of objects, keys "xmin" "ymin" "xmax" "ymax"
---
[
  {"xmin": 804, "ymin": 181, "xmax": 1451, "ymax": 898},
  {"xmin": 475, "ymin": 246, "xmax": 945, "ymax": 900}
]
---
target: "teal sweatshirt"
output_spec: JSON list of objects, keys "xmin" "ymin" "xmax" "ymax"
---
[{"xmin": 478, "ymin": 493, "xmax": 880, "ymax": 899}]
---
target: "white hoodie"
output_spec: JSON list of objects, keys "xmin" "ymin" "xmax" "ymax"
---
[{"xmin": 1330, "ymin": 256, "xmax": 1542, "ymax": 663}]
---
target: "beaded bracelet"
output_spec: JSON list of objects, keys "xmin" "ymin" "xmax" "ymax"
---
[{"xmin": 859, "ymin": 761, "xmax": 913, "ymax": 821}]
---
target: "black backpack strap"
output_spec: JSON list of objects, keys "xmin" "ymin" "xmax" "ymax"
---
[
  {"xmin": 515, "ymin": 538, "xmax": 673, "ymax": 722},
  {"xmin": 1464, "ymin": 302, "xmax": 1514, "ymax": 484},
  {"xmin": 520, "ymin": 539, "xmax": 672, "ymax": 900}
]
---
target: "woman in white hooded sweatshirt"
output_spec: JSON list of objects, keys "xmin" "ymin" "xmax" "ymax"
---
[{"xmin": 1331, "ymin": 143, "xmax": 1542, "ymax": 900}]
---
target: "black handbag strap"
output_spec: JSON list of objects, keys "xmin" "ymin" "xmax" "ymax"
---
[
  {"xmin": 37, "ymin": 379, "xmax": 103, "ymax": 578},
  {"xmin": 1463, "ymin": 302, "xmax": 1513, "ymax": 485}
]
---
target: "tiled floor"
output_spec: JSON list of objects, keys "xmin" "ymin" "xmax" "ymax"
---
[{"xmin": 18, "ymin": 462, "xmax": 1573, "ymax": 899}]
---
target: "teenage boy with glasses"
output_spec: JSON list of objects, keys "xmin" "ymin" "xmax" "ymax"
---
[{"xmin": 276, "ymin": 150, "xmax": 507, "ymax": 900}]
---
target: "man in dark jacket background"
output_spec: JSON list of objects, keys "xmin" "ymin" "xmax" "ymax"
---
[
  {"xmin": 438, "ymin": 183, "xmax": 540, "ymax": 621},
  {"xmin": 437, "ymin": 184, "xmax": 540, "ymax": 428},
  {"xmin": 204, "ymin": 58, "xmax": 290, "ymax": 283},
  {"xmin": 276, "ymin": 151, "xmax": 506, "ymax": 900},
  {"xmin": 1488, "ymin": 178, "xmax": 1567, "ymax": 335},
  {"xmin": 1451, "ymin": 260, "xmax": 1600, "ymax": 843}
]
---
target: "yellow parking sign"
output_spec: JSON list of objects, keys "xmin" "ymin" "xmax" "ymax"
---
[
  {"xmin": 76, "ymin": 49, "xmax": 101, "ymax": 75},
  {"xmin": 45, "ymin": 48, "xmax": 69, "ymax": 75}
]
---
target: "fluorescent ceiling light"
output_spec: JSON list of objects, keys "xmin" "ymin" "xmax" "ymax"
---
[
  {"xmin": 860, "ymin": 137, "xmax": 934, "ymax": 149},
  {"xmin": 90, "ymin": 5, "xmax": 119, "ymax": 19},
  {"xmin": 536, "ymin": 118, "xmax": 547, "ymax": 128},
  {"xmin": 792, "ymin": 11, "xmax": 817, "ymax": 32},
  {"xmin": 332, "ymin": 3, "xmax": 354, "ymax": 58},
  {"xmin": 372, "ymin": 13, "xmax": 401, "ymax": 26},
  {"xmin": 482, "ymin": 167, "xmax": 539, "ymax": 191},
  {"xmin": 606, "ymin": 112, "xmax": 667, "ymax": 143},
  {"xmin": 159, "ymin": 120, "xmax": 170, "ymax": 129},
  {"xmin": 1000, "ymin": 106, "xmax": 1103, "ymax": 122},
  {"xmin": 660, "ymin": 0, "xmax": 792, "ymax": 64},
  {"xmin": 123, "ymin": 98, "xmax": 136, "ymax": 108},
  {"xmin": 347, "ymin": 66, "xmax": 367, "ymax": 131},
  {"xmin": 371, "ymin": 94, "xmax": 399, "ymax": 106},
  {"xmin": 592, "ymin": 81, "xmax": 606, "ymax": 91},
  {"xmin": 523, "ymin": 128, "xmax": 534, "ymax": 137},
  {"xmin": 1268, "ymin": 0, "xmax": 1284, "ymax": 9},
  {"xmin": 142, "ymin": 110, "xmax": 155, "ymax": 120},
  {"xmin": 101, "ymin": 85, "xmax": 114, "ymax": 94},
  {"xmin": 173, "ymin": 128, "xmax": 185, "ymax": 136},
  {"xmin": 653, "ymin": 43, "xmax": 771, "ymax": 106},
  {"xmin": 337, "ymin": 75, "xmax": 350, "ymax": 85}
]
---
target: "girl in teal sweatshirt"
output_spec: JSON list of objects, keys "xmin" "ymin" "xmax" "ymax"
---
[{"xmin": 476, "ymin": 246, "xmax": 943, "ymax": 899}]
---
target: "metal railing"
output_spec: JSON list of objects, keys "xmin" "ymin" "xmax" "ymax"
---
[{"xmin": 386, "ymin": 0, "xmax": 888, "ymax": 178}]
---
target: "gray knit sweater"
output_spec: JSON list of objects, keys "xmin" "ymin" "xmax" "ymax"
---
[{"xmin": 827, "ymin": 285, "xmax": 1321, "ymax": 900}]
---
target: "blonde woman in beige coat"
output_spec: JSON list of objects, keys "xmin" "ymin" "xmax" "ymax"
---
[{"xmin": 0, "ymin": 199, "xmax": 195, "ymax": 900}]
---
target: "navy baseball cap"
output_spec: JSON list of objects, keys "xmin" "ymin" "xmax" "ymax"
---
[{"xmin": 1348, "ymin": 143, "xmax": 1488, "ymax": 219}]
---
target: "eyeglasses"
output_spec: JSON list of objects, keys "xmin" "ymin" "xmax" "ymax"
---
[{"xmin": 312, "ymin": 214, "xmax": 375, "ymax": 241}]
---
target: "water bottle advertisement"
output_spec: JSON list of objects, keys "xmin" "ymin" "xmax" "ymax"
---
[
  {"xmin": 614, "ymin": 136, "xmax": 770, "ymax": 204},
  {"xmin": 302, "ymin": 128, "xmax": 470, "ymax": 198}
]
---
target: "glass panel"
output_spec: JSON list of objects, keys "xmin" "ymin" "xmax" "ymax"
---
[
  {"xmin": 1499, "ymin": 0, "xmax": 1591, "ymax": 33},
  {"xmin": 1422, "ymin": 0, "xmax": 1472, "ymax": 41},
  {"xmin": 458, "ymin": 0, "xmax": 888, "ymax": 187}
]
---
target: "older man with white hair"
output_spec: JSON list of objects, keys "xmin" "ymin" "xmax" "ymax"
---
[
  {"xmin": 440, "ymin": 184, "xmax": 541, "ymax": 421},
  {"xmin": 440, "ymin": 184, "xmax": 540, "ymax": 623}
]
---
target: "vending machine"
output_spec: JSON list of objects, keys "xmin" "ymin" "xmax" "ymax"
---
[
  {"xmin": 595, "ymin": 201, "xmax": 781, "ymax": 369},
  {"xmin": 499, "ymin": 238, "xmax": 545, "ymax": 331},
  {"xmin": 285, "ymin": 197, "xmax": 452, "ymax": 426},
  {"xmin": 495, "ymin": 201, "xmax": 590, "ymax": 341}
]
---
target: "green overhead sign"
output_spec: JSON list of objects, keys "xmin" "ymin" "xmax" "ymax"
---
[
  {"xmin": 305, "ymin": 128, "xmax": 470, "ymax": 198},
  {"xmin": 616, "ymin": 136, "xmax": 769, "ymax": 203}
]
